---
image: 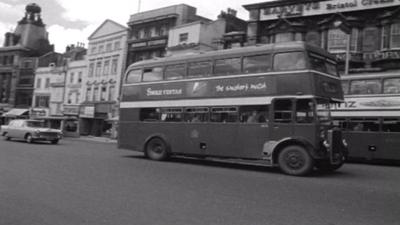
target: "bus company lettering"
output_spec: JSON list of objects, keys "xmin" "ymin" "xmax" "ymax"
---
[
  {"xmin": 216, "ymin": 82, "xmax": 267, "ymax": 92},
  {"xmin": 146, "ymin": 88, "xmax": 183, "ymax": 96},
  {"xmin": 262, "ymin": 2, "xmax": 320, "ymax": 17}
]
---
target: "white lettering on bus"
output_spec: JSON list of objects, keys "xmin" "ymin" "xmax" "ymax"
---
[
  {"xmin": 215, "ymin": 82, "xmax": 267, "ymax": 92},
  {"xmin": 146, "ymin": 88, "xmax": 182, "ymax": 96}
]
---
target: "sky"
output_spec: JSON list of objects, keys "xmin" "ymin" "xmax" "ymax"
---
[{"xmin": 0, "ymin": 0, "xmax": 264, "ymax": 52}]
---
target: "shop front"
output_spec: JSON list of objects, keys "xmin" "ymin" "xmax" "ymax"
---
[{"xmin": 79, "ymin": 103, "xmax": 114, "ymax": 137}]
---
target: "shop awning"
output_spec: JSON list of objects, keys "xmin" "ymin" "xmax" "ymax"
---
[{"xmin": 1, "ymin": 108, "xmax": 29, "ymax": 118}]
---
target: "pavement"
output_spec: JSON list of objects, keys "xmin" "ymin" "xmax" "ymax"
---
[{"xmin": 66, "ymin": 135, "xmax": 117, "ymax": 144}]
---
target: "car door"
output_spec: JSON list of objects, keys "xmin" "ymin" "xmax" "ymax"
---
[{"xmin": 7, "ymin": 120, "xmax": 19, "ymax": 137}]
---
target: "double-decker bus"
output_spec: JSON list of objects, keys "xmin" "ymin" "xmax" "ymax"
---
[
  {"xmin": 119, "ymin": 42, "xmax": 347, "ymax": 176},
  {"xmin": 332, "ymin": 72, "xmax": 400, "ymax": 163}
]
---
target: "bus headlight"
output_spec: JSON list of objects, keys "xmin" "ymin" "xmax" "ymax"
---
[
  {"xmin": 342, "ymin": 139, "xmax": 348, "ymax": 147},
  {"xmin": 323, "ymin": 140, "xmax": 330, "ymax": 149}
]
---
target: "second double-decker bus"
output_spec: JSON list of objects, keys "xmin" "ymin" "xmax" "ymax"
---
[
  {"xmin": 119, "ymin": 41, "xmax": 347, "ymax": 176},
  {"xmin": 332, "ymin": 72, "xmax": 400, "ymax": 163}
]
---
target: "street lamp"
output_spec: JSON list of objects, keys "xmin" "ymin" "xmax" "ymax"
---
[{"xmin": 334, "ymin": 20, "xmax": 351, "ymax": 75}]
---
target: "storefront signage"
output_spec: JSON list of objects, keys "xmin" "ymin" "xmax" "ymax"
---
[
  {"xmin": 363, "ymin": 50, "xmax": 400, "ymax": 61},
  {"xmin": 80, "ymin": 106, "xmax": 95, "ymax": 118},
  {"xmin": 63, "ymin": 105, "xmax": 79, "ymax": 115},
  {"xmin": 30, "ymin": 108, "xmax": 49, "ymax": 117},
  {"xmin": 331, "ymin": 96, "xmax": 400, "ymax": 110},
  {"xmin": 130, "ymin": 39, "xmax": 167, "ymax": 49},
  {"xmin": 260, "ymin": 0, "xmax": 400, "ymax": 21}
]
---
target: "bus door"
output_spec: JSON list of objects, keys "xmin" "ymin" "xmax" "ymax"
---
[
  {"xmin": 292, "ymin": 98, "xmax": 318, "ymax": 143},
  {"xmin": 270, "ymin": 99, "xmax": 294, "ymax": 140},
  {"xmin": 237, "ymin": 105, "xmax": 270, "ymax": 159}
]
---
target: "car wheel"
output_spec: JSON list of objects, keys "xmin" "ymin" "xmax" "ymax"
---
[
  {"xmin": 26, "ymin": 134, "xmax": 34, "ymax": 143},
  {"xmin": 145, "ymin": 138, "xmax": 169, "ymax": 161},
  {"xmin": 2, "ymin": 133, "xmax": 10, "ymax": 141},
  {"xmin": 278, "ymin": 145, "xmax": 314, "ymax": 176},
  {"xmin": 51, "ymin": 139, "xmax": 59, "ymax": 144}
]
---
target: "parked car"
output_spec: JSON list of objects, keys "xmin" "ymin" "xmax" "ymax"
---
[{"xmin": 1, "ymin": 119, "xmax": 62, "ymax": 144}]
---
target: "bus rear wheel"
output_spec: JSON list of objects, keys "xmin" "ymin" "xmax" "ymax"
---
[
  {"xmin": 278, "ymin": 145, "xmax": 314, "ymax": 176},
  {"xmin": 145, "ymin": 138, "xmax": 169, "ymax": 161}
]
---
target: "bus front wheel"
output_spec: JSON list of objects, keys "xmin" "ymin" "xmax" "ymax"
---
[
  {"xmin": 278, "ymin": 145, "xmax": 314, "ymax": 176},
  {"xmin": 145, "ymin": 138, "xmax": 169, "ymax": 161}
]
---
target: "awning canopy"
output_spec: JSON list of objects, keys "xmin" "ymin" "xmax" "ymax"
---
[{"xmin": 1, "ymin": 108, "xmax": 29, "ymax": 118}]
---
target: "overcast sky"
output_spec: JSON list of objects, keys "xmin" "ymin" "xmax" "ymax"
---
[{"xmin": 0, "ymin": 0, "xmax": 264, "ymax": 52}]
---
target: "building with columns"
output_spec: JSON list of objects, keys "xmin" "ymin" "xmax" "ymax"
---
[{"xmin": 81, "ymin": 20, "xmax": 128, "ymax": 137}]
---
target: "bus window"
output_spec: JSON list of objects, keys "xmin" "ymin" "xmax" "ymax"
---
[
  {"xmin": 239, "ymin": 105, "xmax": 269, "ymax": 123},
  {"xmin": 142, "ymin": 67, "xmax": 163, "ymax": 82},
  {"xmin": 126, "ymin": 69, "xmax": 142, "ymax": 83},
  {"xmin": 341, "ymin": 81, "xmax": 349, "ymax": 95},
  {"xmin": 347, "ymin": 118, "xmax": 379, "ymax": 132},
  {"xmin": 140, "ymin": 108, "xmax": 160, "ymax": 121},
  {"xmin": 188, "ymin": 61, "xmax": 212, "ymax": 78},
  {"xmin": 382, "ymin": 119, "xmax": 400, "ymax": 132},
  {"xmin": 165, "ymin": 64, "xmax": 186, "ymax": 80},
  {"xmin": 210, "ymin": 107, "xmax": 238, "ymax": 123},
  {"xmin": 160, "ymin": 108, "xmax": 183, "ymax": 122},
  {"xmin": 349, "ymin": 79, "xmax": 381, "ymax": 95},
  {"xmin": 273, "ymin": 52, "xmax": 306, "ymax": 71},
  {"xmin": 295, "ymin": 99, "xmax": 314, "ymax": 123},
  {"xmin": 214, "ymin": 58, "xmax": 241, "ymax": 76},
  {"xmin": 273, "ymin": 99, "xmax": 293, "ymax": 123},
  {"xmin": 243, "ymin": 54, "xmax": 272, "ymax": 74},
  {"xmin": 383, "ymin": 78, "xmax": 400, "ymax": 94},
  {"xmin": 184, "ymin": 107, "xmax": 209, "ymax": 122}
]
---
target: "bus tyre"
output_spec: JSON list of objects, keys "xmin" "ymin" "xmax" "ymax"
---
[
  {"xmin": 145, "ymin": 138, "xmax": 169, "ymax": 161},
  {"xmin": 278, "ymin": 145, "xmax": 314, "ymax": 176},
  {"xmin": 315, "ymin": 160, "xmax": 344, "ymax": 172}
]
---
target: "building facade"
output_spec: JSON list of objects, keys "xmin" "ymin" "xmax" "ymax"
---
[
  {"xmin": 243, "ymin": 0, "xmax": 400, "ymax": 75},
  {"xmin": 0, "ymin": 3, "xmax": 53, "ymax": 118},
  {"xmin": 31, "ymin": 52, "xmax": 66, "ymax": 129},
  {"xmin": 166, "ymin": 9, "xmax": 247, "ymax": 55},
  {"xmin": 126, "ymin": 4, "xmax": 209, "ymax": 65},
  {"xmin": 81, "ymin": 20, "xmax": 128, "ymax": 137}
]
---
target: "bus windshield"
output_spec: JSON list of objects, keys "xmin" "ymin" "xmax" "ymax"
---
[
  {"xmin": 315, "ymin": 99, "xmax": 331, "ymax": 123},
  {"xmin": 309, "ymin": 53, "xmax": 338, "ymax": 76}
]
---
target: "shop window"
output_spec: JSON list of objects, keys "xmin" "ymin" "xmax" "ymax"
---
[
  {"xmin": 214, "ymin": 58, "xmax": 241, "ymax": 76},
  {"xmin": 165, "ymin": 64, "xmax": 185, "ymax": 80},
  {"xmin": 210, "ymin": 107, "xmax": 238, "ymax": 123},
  {"xmin": 274, "ymin": 52, "xmax": 306, "ymax": 71},
  {"xmin": 243, "ymin": 54, "xmax": 272, "ymax": 74},
  {"xmin": 65, "ymin": 120, "xmax": 78, "ymax": 132},
  {"xmin": 383, "ymin": 78, "xmax": 400, "ymax": 94},
  {"xmin": 142, "ymin": 67, "xmax": 163, "ymax": 82},
  {"xmin": 188, "ymin": 61, "xmax": 212, "ymax": 78},
  {"xmin": 349, "ymin": 79, "xmax": 381, "ymax": 95}
]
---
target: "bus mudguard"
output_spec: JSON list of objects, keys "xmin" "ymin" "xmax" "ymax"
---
[
  {"xmin": 143, "ymin": 133, "xmax": 171, "ymax": 153},
  {"xmin": 263, "ymin": 137, "xmax": 316, "ymax": 164}
]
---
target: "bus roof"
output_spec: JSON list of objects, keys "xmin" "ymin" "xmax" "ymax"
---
[{"xmin": 127, "ymin": 41, "xmax": 334, "ymax": 68}]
